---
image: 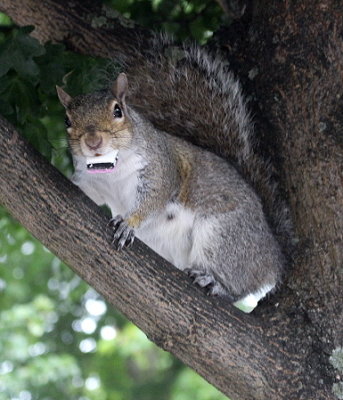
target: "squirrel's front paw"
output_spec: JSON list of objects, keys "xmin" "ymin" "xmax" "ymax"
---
[{"xmin": 109, "ymin": 215, "xmax": 135, "ymax": 250}]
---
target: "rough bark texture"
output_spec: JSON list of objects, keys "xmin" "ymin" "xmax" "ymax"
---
[
  {"xmin": 0, "ymin": 0, "xmax": 342, "ymax": 399},
  {"xmin": 214, "ymin": 0, "xmax": 343, "ymax": 345}
]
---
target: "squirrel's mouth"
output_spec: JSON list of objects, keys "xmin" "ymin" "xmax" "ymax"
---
[{"xmin": 86, "ymin": 150, "xmax": 119, "ymax": 174}]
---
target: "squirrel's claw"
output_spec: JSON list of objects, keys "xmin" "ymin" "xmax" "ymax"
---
[
  {"xmin": 185, "ymin": 268, "xmax": 228, "ymax": 298},
  {"xmin": 186, "ymin": 268, "xmax": 215, "ymax": 288},
  {"xmin": 109, "ymin": 215, "xmax": 135, "ymax": 250},
  {"xmin": 125, "ymin": 230, "xmax": 135, "ymax": 248},
  {"xmin": 108, "ymin": 215, "xmax": 124, "ymax": 230}
]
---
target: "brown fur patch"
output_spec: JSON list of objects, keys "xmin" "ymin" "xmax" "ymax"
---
[
  {"xmin": 127, "ymin": 213, "xmax": 144, "ymax": 228},
  {"xmin": 176, "ymin": 151, "xmax": 192, "ymax": 205}
]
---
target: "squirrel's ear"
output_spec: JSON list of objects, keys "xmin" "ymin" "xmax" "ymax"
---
[
  {"xmin": 56, "ymin": 86, "xmax": 72, "ymax": 108},
  {"xmin": 112, "ymin": 73, "xmax": 128, "ymax": 103}
]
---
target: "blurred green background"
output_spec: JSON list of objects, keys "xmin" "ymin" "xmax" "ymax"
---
[{"xmin": 0, "ymin": 2, "xmax": 230, "ymax": 400}]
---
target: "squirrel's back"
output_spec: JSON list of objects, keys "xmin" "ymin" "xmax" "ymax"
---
[{"xmin": 100, "ymin": 101, "xmax": 283, "ymax": 304}]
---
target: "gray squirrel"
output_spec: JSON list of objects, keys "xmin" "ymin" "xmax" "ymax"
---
[{"xmin": 57, "ymin": 42, "xmax": 290, "ymax": 309}]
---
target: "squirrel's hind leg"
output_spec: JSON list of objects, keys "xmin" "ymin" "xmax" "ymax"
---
[{"xmin": 186, "ymin": 215, "xmax": 238, "ymax": 302}]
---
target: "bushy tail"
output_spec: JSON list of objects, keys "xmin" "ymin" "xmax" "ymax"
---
[{"xmin": 119, "ymin": 34, "xmax": 293, "ymax": 256}]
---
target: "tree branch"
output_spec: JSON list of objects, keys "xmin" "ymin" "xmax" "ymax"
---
[{"xmin": 0, "ymin": 116, "xmax": 317, "ymax": 399}]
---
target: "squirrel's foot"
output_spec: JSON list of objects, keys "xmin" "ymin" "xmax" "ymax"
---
[
  {"xmin": 186, "ymin": 269, "xmax": 214, "ymax": 288},
  {"xmin": 186, "ymin": 268, "xmax": 234, "ymax": 299},
  {"xmin": 109, "ymin": 215, "xmax": 135, "ymax": 250},
  {"xmin": 186, "ymin": 268, "xmax": 217, "ymax": 293}
]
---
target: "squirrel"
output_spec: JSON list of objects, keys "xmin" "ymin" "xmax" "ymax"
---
[{"xmin": 56, "ymin": 41, "xmax": 291, "ymax": 309}]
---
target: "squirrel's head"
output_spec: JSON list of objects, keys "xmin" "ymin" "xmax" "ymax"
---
[{"xmin": 56, "ymin": 73, "xmax": 132, "ymax": 159}]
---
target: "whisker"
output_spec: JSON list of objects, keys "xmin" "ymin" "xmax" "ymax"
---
[
  {"xmin": 50, "ymin": 137, "xmax": 69, "ymax": 142},
  {"xmin": 51, "ymin": 147, "xmax": 70, "ymax": 153},
  {"xmin": 50, "ymin": 140, "xmax": 68, "ymax": 147},
  {"xmin": 51, "ymin": 151, "xmax": 71, "ymax": 161}
]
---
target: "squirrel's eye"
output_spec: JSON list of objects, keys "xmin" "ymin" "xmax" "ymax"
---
[
  {"xmin": 114, "ymin": 104, "xmax": 123, "ymax": 119},
  {"xmin": 65, "ymin": 116, "xmax": 71, "ymax": 128}
]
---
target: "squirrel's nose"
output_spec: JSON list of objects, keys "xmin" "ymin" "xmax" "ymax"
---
[{"xmin": 85, "ymin": 135, "xmax": 103, "ymax": 150}]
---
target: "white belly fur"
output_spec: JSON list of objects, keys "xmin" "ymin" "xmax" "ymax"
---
[{"xmin": 137, "ymin": 202, "xmax": 195, "ymax": 270}]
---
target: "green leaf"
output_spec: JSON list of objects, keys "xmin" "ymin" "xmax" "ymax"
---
[
  {"xmin": 24, "ymin": 120, "xmax": 51, "ymax": 159},
  {"xmin": 0, "ymin": 26, "xmax": 45, "ymax": 80},
  {"xmin": 0, "ymin": 76, "xmax": 14, "ymax": 115},
  {"xmin": 36, "ymin": 42, "xmax": 66, "ymax": 94},
  {"xmin": 0, "ymin": 77, "xmax": 39, "ymax": 124},
  {"xmin": 0, "ymin": 12, "xmax": 12, "ymax": 26}
]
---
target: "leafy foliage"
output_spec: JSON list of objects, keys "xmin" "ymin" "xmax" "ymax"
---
[
  {"xmin": 106, "ymin": 0, "xmax": 224, "ymax": 43},
  {"xmin": 0, "ymin": 2, "xmax": 228, "ymax": 399}
]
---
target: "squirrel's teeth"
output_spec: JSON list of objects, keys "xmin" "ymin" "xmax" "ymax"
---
[{"xmin": 86, "ymin": 150, "xmax": 119, "ymax": 174}]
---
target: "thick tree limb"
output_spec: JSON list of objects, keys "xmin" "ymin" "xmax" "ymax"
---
[
  {"xmin": 1, "ymin": 0, "xmax": 342, "ymax": 398},
  {"xmin": 0, "ymin": 116, "xmax": 321, "ymax": 399}
]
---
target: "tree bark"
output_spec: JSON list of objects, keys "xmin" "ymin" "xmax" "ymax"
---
[
  {"xmin": 0, "ymin": 0, "xmax": 342, "ymax": 399},
  {"xmin": 214, "ymin": 0, "xmax": 343, "ymax": 344}
]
